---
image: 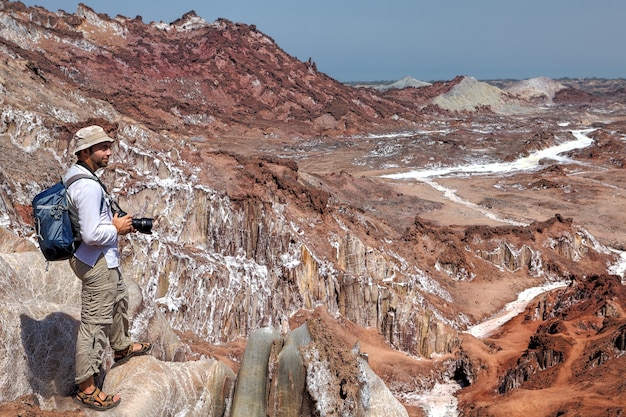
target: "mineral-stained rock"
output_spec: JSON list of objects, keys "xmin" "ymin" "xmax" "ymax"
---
[
  {"xmin": 268, "ymin": 323, "xmax": 312, "ymax": 417},
  {"xmin": 231, "ymin": 327, "xmax": 282, "ymax": 417},
  {"xmin": 301, "ymin": 318, "xmax": 409, "ymax": 417},
  {"xmin": 238, "ymin": 320, "xmax": 409, "ymax": 417},
  {"xmin": 460, "ymin": 274, "xmax": 626, "ymax": 415},
  {"xmin": 0, "ymin": 252, "xmax": 84, "ymax": 407}
]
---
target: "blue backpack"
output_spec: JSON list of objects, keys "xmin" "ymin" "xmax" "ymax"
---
[{"xmin": 32, "ymin": 174, "xmax": 98, "ymax": 262}]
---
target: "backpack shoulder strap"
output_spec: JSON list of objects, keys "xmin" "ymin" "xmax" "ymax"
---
[
  {"xmin": 64, "ymin": 173, "xmax": 109, "ymax": 243},
  {"xmin": 64, "ymin": 173, "xmax": 109, "ymax": 203},
  {"xmin": 63, "ymin": 173, "xmax": 98, "ymax": 188}
]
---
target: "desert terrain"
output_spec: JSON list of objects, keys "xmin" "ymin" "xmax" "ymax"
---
[{"xmin": 0, "ymin": 2, "xmax": 625, "ymax": 416}]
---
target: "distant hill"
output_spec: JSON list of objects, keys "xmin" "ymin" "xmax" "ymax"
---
[
  {"xmin": 348, "ymin": 76, "xmax": 432, "ymax": 91},
  {"xmin": 504, "ymin": 77, "xmax": 567, "ymax": 101},
  {"xmin": 432, "ymin": 76, "xmax": 534, "ymax": 114},
  {"xmin": 373, "ymin": 76, "xmax": 432, "ymax": 91}
]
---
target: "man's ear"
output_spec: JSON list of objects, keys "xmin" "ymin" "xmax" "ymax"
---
[{"xmin": 76, "ymin": 148, "xmax": 90, "ymax": 159}]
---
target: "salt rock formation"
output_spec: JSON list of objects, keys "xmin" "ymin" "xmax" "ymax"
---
[
  {"xmin": 0, "ymin": 253, "xmax": 83, "ymax": 409},
  {"xmin": 0, "ymin": 249, "xmax": 230, "ymax": 414},
  {"xmin": 370, "ymin": 76, "xmax": 432, "ymax": 92},
  {"xmin": 231, "ymin": 327, "xmax": 281, "ymax": 416},
  {"xmin": 101, "ymin": 356, "xmax": 235, "ymax": 417},
  {"xmin": 268, "ymin": 324, "xmax": 311, "ymax": 417},
  {"xmin": 0, "ymin": 240, "xmax": 410, "ymax": 416},
  {"xmin": 236, "ymin": 323, "xmax": 409, "ymax": 417},
  {"xmin": 505, "ymin": 76, "xmax": 567, "ymax": 102},
  {"xmin": 432, "ymin": 76, "xmax": 533, "ymax": 114}
]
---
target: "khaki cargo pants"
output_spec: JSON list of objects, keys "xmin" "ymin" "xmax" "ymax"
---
[{"xmin": 69, "ymin": 254, "xmax": 131, "ymax": 384}]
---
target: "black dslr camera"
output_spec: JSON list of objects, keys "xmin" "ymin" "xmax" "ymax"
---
[{"xmin": 111, "ymin": 201, "xmax": 153, "ymax": 235}]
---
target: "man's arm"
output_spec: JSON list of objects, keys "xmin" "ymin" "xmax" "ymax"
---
[{"xmin": 72, "ymin": 180, "xmax": 118, "ymax": 246}]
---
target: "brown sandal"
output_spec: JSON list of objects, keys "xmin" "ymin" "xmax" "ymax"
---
[
  {"xmin": 114, "ymin": 342, "xmax": 152, "ymax": 365},
  {"xmin": 74, "ymin": 387, "xmax": 120, "ymax": 410}
]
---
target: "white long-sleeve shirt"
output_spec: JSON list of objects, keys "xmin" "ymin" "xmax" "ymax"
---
[{"xmin": 64, "ymin": 164, "xmax": 120, "ymax": 268}]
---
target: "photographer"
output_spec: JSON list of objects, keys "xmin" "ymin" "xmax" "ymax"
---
[{"xmin": 65, "ymin": 125, "xmax": 151, "ymax": 411}]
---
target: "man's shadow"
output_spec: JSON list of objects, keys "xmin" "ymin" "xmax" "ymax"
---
[{"xmin": 20, "ymin": 312, "xmax": 81, "ymax": 397}]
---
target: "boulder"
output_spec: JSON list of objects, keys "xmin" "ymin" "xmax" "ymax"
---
[{"xmin": 100, "ymin": 355, "xmax": 235, "ymax": 417}]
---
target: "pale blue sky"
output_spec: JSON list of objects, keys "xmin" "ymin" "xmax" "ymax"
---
[{"xmin": 19, "ymin": 0, "xmax": 626, "ymax": 82}]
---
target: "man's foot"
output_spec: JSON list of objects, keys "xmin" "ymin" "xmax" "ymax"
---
[
  {"xmin": 114, "ymin": 342, "xmax": 152, "ymax": 365},
  {"xmin": 74, "ymin": 386, "xmax": 121, "ymax": 411}
]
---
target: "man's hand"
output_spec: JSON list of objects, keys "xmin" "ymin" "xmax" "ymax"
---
[{"xmin": 112, "ymin": 213, "xmax": 136, "ymax": 235}]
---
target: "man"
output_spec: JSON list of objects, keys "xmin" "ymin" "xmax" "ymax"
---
[{"xmin": 65, "ymin": 125, "xmax": 151, "ymax": 411}]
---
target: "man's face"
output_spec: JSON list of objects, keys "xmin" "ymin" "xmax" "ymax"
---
[{"xmin": 88, "ymin": 142, "xmax": 113, "ymax": 168}]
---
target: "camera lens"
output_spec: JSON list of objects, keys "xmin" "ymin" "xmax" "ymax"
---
[{"xmin": 132, "ymin": 218, "xmax": 153, "ymax": 234}]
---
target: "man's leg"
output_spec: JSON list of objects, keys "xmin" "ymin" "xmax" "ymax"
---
[
  {"xmin": 108, "ymin": 267, "xmax": 152, "ymax": 362},
  {"xmin": 108, "ymin": 267, "xmax": 131, "ymax": 352},
  {"xmin": 74, "ymin": 321, "xmax": 109, "ymax": 384},
  {"xmin": 70, "ymin": 255, "xmax": 117, "ymax": 385}
]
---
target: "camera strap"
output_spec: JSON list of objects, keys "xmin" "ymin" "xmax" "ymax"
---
[
  {"xmin": 75, "ymin": 161, "xmax": 110, "ymax": 194},
  {"xmin": 76, "ymin": 161, "xmax": 113, "ymax": 202},
  {"xmin": 110, "ymin": 199, "xmax": 123, "ymax": 213}
]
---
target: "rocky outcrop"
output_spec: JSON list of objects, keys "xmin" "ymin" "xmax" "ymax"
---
[
  {"xmin": 268, "ymin": 324, "xmax": 312, "ymax": 417},
  {"xmin": 229, "ymin": 322, "xmax": 409, "ymax": 417},
  {"xmin": 0, "ymin": 1, "xmax": 418, "ymax": 138},
  {"xmin": 404, "ymin": 215, "xmax": 612, "ymax": 286},
  {"xmin": 460, "ymin": 274, "xmax": 626, "ymax": 415},
  {"xmin": 281, "ymin": 321, "xmax": 409, "ymax": 417},
  {"xmin": 0, "ymin": 243, "xmax": 411, "ymax": 415},
  {"xmin": 231, "ymin": 327, "xmax": 281, "ymax": 417},
  {"xmin": 475, "ymin": 243, "xmax": 536, "ymax": 272},
  {"xmin": 101, "ymin": 357, "xmax": 235, "ymax": 417},
  {"xmin": 0, "ymin": 250, "xmax": 230, "ymax": 414},
  {"xmin": 497, "ymin": 332, "xmax": 567, "ymax": 394}
]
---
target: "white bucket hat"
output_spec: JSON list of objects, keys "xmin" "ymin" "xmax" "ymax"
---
[{"xmin": 73, "ymin": 125, "xmax": 114, "ymax": 154}]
